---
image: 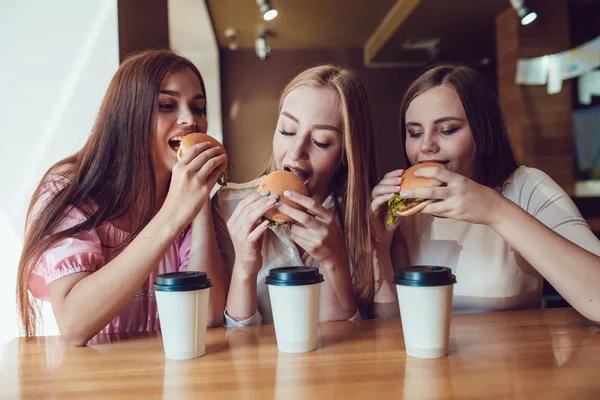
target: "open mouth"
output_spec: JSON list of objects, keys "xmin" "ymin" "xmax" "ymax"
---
[
  {"xmin": 168, "ymin": 136, "xmax": 185, "ymax": 152},
  {"xmin": 418, "ymin": 160, "xmax": 449, "ymax": 166},
  {"xmin": 284, "ymin": 165, "xmax": 310, "ymax": 184}
]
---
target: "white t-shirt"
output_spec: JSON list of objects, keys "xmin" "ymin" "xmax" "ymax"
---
[
  {"xmin": 214, "ymin": 177, "xmax": 360, "ymax": 326},
  {"xmin": 392, "ymin": 166, "xmax": 600, "ymax": 313}
]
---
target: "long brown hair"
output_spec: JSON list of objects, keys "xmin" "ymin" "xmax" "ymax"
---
[
  {"xmin": 264, "ymin": 65, "xmax": 379, "ymax": 309},
  {"xmin": 400, "ymin": 65, "xmax": 518, "ymax": 188},
  {"xmin": 17, "ymin": 49, "xmax": 206, "ymax": 336}
]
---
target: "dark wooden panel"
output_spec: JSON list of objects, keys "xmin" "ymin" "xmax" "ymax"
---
[
  {"xmin": 118, "ymin": 0, "xmax": 169, "ymax": 62},
  {"xmin": 496, "ymin": 0, "xmax": 575, "ymax": 194}
]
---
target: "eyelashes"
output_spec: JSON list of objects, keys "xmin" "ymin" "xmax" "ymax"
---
[
  {"xmin": 407, "ymin": 127, "xmax": 460, "ymax": 138},
  {"xmin": 279, "ymin": 129, "xmax": 294, "ymax": 136},
  {"xmin": 440, "ymin": 128, "xmax": 458, "ymax": 135},
  {"xmin": 159, "ymin": 103, "xmax": 206, "ymax": 115},
  {"xmin": 278, "ymin": 129, "xmax": 332, "ymax": 149}
]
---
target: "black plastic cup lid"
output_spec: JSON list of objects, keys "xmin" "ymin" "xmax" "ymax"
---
[
  {"xmin": 153, "ymin": 271, "xmax": 212, "ymax": 292},
  {"xmin": 265, "ymin": 266, "xmax": 324, "ymax": 286},
  {"xmin": 393, "ymin": 266, "xmax": 456, "ymax": 287}
]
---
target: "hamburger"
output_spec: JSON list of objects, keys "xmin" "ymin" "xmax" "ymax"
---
[
  {"xmin": 175, "ymin": 133, "xmax": 230, "ymax": 186},
  {"xmin": 387, "ymin": 162, "xmax": 445, "ymax": 224},
  {"xmin": 257, "ymin": 170, "xmax": 309, "ymax": 226}
]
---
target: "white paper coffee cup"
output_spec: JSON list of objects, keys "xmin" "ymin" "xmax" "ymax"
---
[
  {"xmin": 266, "ymin": 266, "xmax": 324, "ymax": 353},
  {"xmin": 154, "ymin": 271, "xmax": 212, "ymax": 360},
  {"xmin": 394, "ymin": 266, "xmax": 456, "ymax": 359}
]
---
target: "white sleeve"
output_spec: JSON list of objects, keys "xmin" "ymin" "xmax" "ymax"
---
[
  {"xmin": 348, "ymin": 309, "xmax": 362, "ymax": 321},
  {"xmin": 507, "ymin": 167, "xmax": 600, "ymax": 256},
  {"xmin": 223, "ymin": 308, "xmax": 262, "ymax": 327}
]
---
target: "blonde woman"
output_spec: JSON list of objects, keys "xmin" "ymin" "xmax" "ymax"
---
[{"xmin": 217, "ymin": 65, "xmax": 380, "ymax": 325}]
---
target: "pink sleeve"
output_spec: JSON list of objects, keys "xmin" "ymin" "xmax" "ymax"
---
[
  {"xmin": 28, "ymin": 177, "xmax": 105, "ymax": 301},
  {"xmin": 178, "ymin": 225, "xmax": 193, "ymax": 271}
]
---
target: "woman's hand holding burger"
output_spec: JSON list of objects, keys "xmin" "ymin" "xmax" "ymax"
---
[
  {"xmin": 255, "ymin": 170, "xmax": 348, "ymax": 270},
  {"xmin": 370, "ymin": 169, "xmax": 405, "ymax": 249},
  {"xmin": 370, "ymin": 162, "xmax": 444, "ymax": 249},
  {"xmin": 401, "ymin": 167, "xmax": 506, "ymax": 226},
  {"xmin": 226, "ymin": 191, "xmax": 278, "ymax": 277},
  {"xmin": 163, "ymin": 138, "xmax": 228, "ymax": 230},
  {"xmin": 276, "ymin": 190, "xmax": 349, "ymax": 271}
]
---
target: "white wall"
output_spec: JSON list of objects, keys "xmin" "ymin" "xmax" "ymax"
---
[
  {"xmin": 168, "ymin": 0, "xmax": 223, "ymax": 143},
  {"xmin": 0, "ymin": 0, "xmax": 120, "ymax": 341}
]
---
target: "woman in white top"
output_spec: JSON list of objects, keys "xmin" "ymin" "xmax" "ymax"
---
[
  {"xmin": 217, "ymin": 65, "xmax": 379, "ymax": 326},
  {"xmin": 370, "ymin": 65, "xmax": 600, "ymax": 321}
]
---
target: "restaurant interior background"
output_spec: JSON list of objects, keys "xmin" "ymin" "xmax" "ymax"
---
[{"xmin": 1, "ymin": 0, "xmax": 599, "ymax": 341}]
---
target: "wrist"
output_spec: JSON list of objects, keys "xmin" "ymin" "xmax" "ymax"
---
[
  {"xmin": 487, "ymin": 194, "xmax": 519, "ymax": 230},
  {"xmin": 193, "ymin": 202, "xmax": 214, "ymax": 228},
  {"xmin": 232, "ymin": 259, "xmax": 261, "ymax": 282},
  {"xmin": 322, "ymin": 255, "xmax": 350, "ymax": 273},
  {"xmin": 153, "ymin": 209, "xmax": 186, "ymax": 238},
  {"xmin": 199, "ymin": 200, "xmax": 212, "ymax": 216}
]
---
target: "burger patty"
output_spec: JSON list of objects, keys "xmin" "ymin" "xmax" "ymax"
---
[{"xmin": 404, "ymin": 201, "xmax": 422, "ymax": 209}]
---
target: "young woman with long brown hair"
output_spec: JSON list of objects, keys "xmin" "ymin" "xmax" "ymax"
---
[
  {"xmin": 17, "ymin": 50, "xmax": 228, "ymax": 345},
  {"xmin": 370, "ymin": 65, "xmax": 600, "ymax": 321}
]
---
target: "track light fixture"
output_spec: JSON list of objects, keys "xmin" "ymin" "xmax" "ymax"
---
[{"xmin": 256, "ymin": 0, "xmax": 278, "ymax": 21}]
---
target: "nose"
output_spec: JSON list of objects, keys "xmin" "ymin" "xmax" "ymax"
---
[
  {"xmin": 177, "ymin": 105, "xmax": 196, "ymax": 128},
  {"xmin": 419, "ymin": 131, "xmax": 440, "ymax": 154},
  {"xmin": 288, "ymin": 135, "xmax": 309, "ymax": 161}
]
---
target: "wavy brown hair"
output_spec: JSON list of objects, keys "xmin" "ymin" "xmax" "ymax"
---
[
  {"xmin": 17, "ymin": 49, "xmax": 206, "ymax": 336},
  {"xmin": 264, "ymin": 65, "xmax": 379, "ymax": 310},
  {"xmin": 400, "ymin": 65, "xmax": 517, "ymax": 188}
]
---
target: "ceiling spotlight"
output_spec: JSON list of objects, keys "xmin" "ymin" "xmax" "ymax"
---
[
  {"xmin": 224, "ymin": 28, "xmax": 237, "ymax": 40},
  {"xmin": 255, "ymin": 33, "xmax": 271, "ymax": 61},
  {"xmin": 256, "ymin": 0, "xmax": 278, "ymax": 21},
  {"xmin": 510, "ymin": 0, "xmax": 537, "ymax": 25},
  {"xmin": 224, "ymin": 29, "xmax": 238, "ymax": 51},
  {"xmin": 521, "ymin": 11, "xmax": 537, "ymax": 25}
]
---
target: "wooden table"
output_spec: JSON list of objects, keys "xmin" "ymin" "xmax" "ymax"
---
[{"xmin": 2, "ymin": 308, "xmax": 600, "ymax": 399}]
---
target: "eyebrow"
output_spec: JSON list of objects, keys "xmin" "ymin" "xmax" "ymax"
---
[
  {"xmin": 405, "ymin": 116, "xmax": 465, "ymax": 128},
  {"xmin": 281, "ymin": 111, "xmax": 341, "ymax": 134},
  {"xmin": 159, "ymin": 89, "xmax": 205, "ymax": 100}
]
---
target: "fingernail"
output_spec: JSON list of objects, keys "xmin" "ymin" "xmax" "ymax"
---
[
  {"xmin": 283, "ymin": 190, "xmax": 292, "ymax": 198},
  {"xmin": 260, "ymin": 190, "xmax": 270, "ymax": 196},
  {"xmin": 269, "ymin": 194, "xmax": 280, "ymax": 200},
  {"xmin": 275, "ymin": 202, "xmax": 283, "ymax": 209}
]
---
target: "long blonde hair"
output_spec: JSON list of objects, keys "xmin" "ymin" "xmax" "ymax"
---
[{"xmin": 264, "ymin": 65, "xmax": 379, "ymax": 310}]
